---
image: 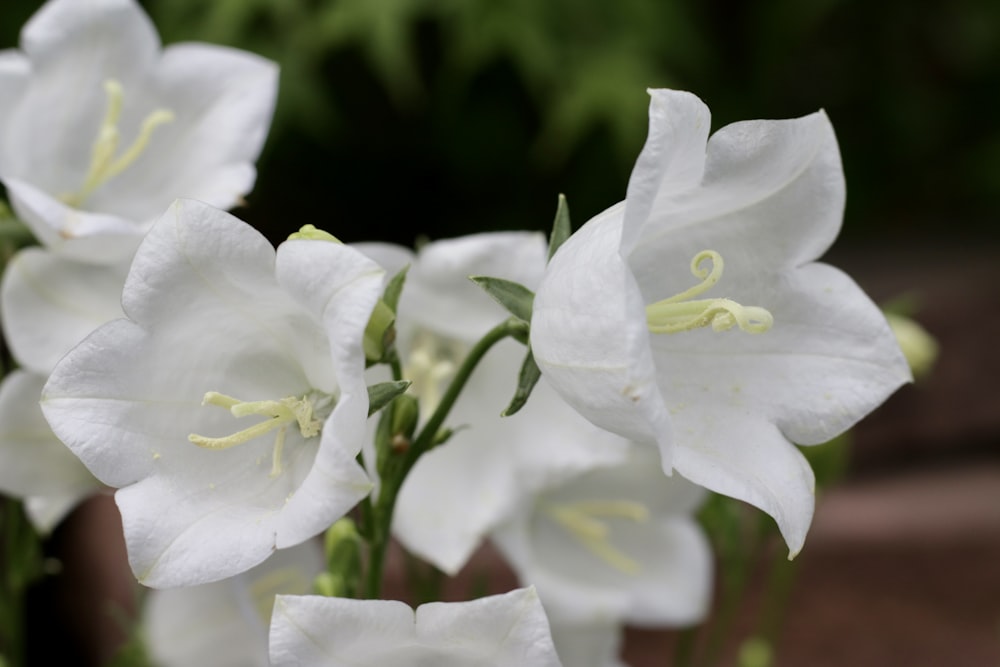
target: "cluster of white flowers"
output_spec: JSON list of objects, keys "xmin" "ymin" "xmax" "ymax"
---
[{"xmin": 0, "ymin": 1, "xmax": 911, "ymax": 666}]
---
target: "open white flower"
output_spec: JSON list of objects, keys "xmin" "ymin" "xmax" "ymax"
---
[
  {"xmin": 269, "ymin": 587, "xmax": 564, "ymax": 667},
  {"xmin": 531, "ymin": 89, "xmax": 911, "ymax": 555},
  {"xmin": 492, "ymin": 445, "xmax": 712, "ymax": 627},
  {"xmin": 357, "ymin": 233, "xmax": 629, "ymax": 574},
  {"xmin": 0, "ymin": 0, "xmax": 277, "ymax": 263},
  {"xmin": 0, "ymin": 371, "xmax": 102, "ymax": 532},
  {"xmin": 41, "ymin": 199, "xmax": 383, "ymax": 587},
  {"xmin": 144, "ymin": 541, "xmax": 323, "ymax": 667}
]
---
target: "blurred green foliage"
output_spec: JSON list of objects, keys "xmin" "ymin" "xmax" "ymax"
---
[{"xmin": 3, "ymin": 0, "xmax": 998, "ymax": 245}]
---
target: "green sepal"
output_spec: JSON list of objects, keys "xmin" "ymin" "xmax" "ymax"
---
[
  {"xmin": 501, "ymin": 348, "xmax": 542, "ymax": 417},
  {"xmin": 367, "ymin": 380, "xmax": 411, "ymax": 417},
  {"xmin": 382, "ymin": 265, "xmax": 409, "ymax": 314},
  {"xmin": 363, "ymin": 300, "xmax": 396, "ymax": 363},
  {"xmin": 468, "ymin": 276, "xmax": 535, "ymax": 323},
  {"xmin": 315, "ymin": 517, "xmax": 363, "ymax": 598},
  {"xmin": 547, "ymin": 194, "xmax": 572, "ymax": 262}
]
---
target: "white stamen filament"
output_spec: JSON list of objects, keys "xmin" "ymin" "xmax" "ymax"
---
[
  {"xmin": 60, "ymin": 79, "xmax": 175, "ymax": 208},
  {"xmin": 543, "ymin": 499, "xmax": 650, "ymax": 575},
  {"xmin": 188, "ymin": 392, "xmax": 321, "ymax": 478}
]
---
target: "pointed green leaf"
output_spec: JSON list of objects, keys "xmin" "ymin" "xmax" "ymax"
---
[
  {"xmin": 502, "ymin": 348, "xmax": 542, "ymax": 417},
  {"xmin": 547, "ymin": 194, "xmax": 571, "ymax": 262},
  {"xmin": 367, "ymin": 380, "xmax": 411, "ymax": 417},
  {"xmin": 469, "ymin": 276, "xmax": 535, "ymax": 322}
]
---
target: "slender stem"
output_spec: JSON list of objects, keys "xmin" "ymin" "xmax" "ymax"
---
[{"xmin": 364, "ymin": 317, "xmax": 526, "ymax": 598}]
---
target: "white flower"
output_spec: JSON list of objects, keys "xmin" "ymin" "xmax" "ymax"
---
[
  {"xmin": 0, "ymin": 371, "xmax": 102, "ymax": 532},
  {"xmin": 0, "ymin": 242, "xmax": 129, "ymax": 530},
  {"xmin": 0, "ymin": 247, "xmax": 128, "ymax": 374},
  {"xmin": 269, "ymin": 587, "xmax": 564, "ymax": 667},
  {"xmin": 0, "ymin": 0, "xmax": 277, "ymax": 264},
  {"xmin": 41, "ymin": 199, "xmax": 383, "ymax": 587},
  {"xmin": 492, "ymin": 445, "xmax": 712, "ymax": 627},
  {"xmin": 530, "ymin": 89, "xmax": 911, "ymax": 555},
  {"xmin": 356, "ymin": 233, "xmax": 629, "ymax": 574},
  {"xmin": 143, "ymin": 541, "xmax": 323, "ymax": 667},
  {"xmin": 548, "ymin": 621, "xmax": 629, "ymax": 667}
]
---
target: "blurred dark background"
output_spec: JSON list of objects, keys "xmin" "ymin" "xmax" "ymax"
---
[{"xmin": 3, "ymin": 0, "xmax": 997, "ymax": 246}]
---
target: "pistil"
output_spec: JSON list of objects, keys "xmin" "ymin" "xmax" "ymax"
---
[{"xmin": 645, "ymin": 250, "xmax": 773, "ymax": 334}]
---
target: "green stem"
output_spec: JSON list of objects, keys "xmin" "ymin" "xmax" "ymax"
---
[{"xmin": 364, "ymin": 317, "xmax": 527, "ymax": 598}]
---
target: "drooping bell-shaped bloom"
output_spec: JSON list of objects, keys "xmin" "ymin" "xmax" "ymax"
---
[
  {"xmin": 531, "ymin": 89, "xmax": 911, "ymax": 555},
  {"xmin": 0, "ymin": 0, "xmax": 277, "ymax": 264},
  {"xmin": 41, "ymin": 199, "xmax": 383, "ymax": 587},
  {"xmin": 356, "ymin": 233, "xmax": 629, "ymax": 575},
  {"xmin": 269, "ymin": 587, "xmax": 564, "ymax": 667},
  {"xmin": 143, "ymin": 541, "xmax": 323, "ymax": 667},
  {"xmin": 492, "ymin": 445, "xmax": 712, "ymax": 627}
]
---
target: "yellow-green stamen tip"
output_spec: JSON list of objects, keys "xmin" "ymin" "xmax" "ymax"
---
[
  {"xmin": 288, "ymin": 224, "xmax": 342, "ymax": 243},
  {"xmin": 544, "ymin": 499, "xmax": 650, "ymax": 575},
  {"xmin": 60, "ymin": 78, "xmax": 175, "ymax": 209},
  {"xmin": 645, "ymin": 250, "xmax": 774, "ymax": 335},
  {"xmin": 188, "ymin": 392, "xmax": 322, "ymax": 477}
]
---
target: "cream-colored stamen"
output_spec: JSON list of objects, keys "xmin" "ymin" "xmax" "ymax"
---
[
  {"xmin": 543, "ymin": 499, "xmax": 650, "ymax": 575},
  {"xmin": 60, "ymin": 79, "xmax": 175, "ymax": 207},
  {"xmin": 188, "ymin": 392, "xmax": 321, "ymax": 477},
  {"xmin": 645, "ymin": 250, "xmax": 773, "ymax": 334}
]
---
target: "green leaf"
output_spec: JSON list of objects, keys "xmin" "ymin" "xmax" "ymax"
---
[
  {"xmin": 469, "ymin": 276, "xmax": 535, "ymax": 322},
  {"xmin": 502, "ymin": 348, "xmax": 542, "ymax": 417},
  {"xmin": 367, "ymin": 380, "xmax": 411, "ymax": 417},
  {"xmin": 547, "ymin": 193, "xmax": 572, "ymax": 261},
  {"xmin": 382, "ymin": 264, "xmax": 410, "ymax": 313}
]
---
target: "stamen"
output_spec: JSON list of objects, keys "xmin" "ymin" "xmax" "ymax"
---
[
  {"xmin": 404, "ymin": 335, "xmax": 462, "ymax": 415},
  {"xmin": 60, "ymin": 79, "xmax": 175, "ymax": 208},
  {"xmin": 188, "ymin": 392, "xmax": 322, "ymax": 477},
  {"xmin": 543, "ymin": 499, "xmax": 650, "ymax": 575},
  {"xmin": 645, "ymin": 250, "xmax": 774, "ymax": 335}
]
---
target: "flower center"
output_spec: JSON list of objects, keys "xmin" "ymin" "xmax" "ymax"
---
[
  {"xmin": 188, "ymin": 391, "xmax": 324, "ymax": 478},
  {"xmin": 59, "ymin": 79, "xmax": 175, "ymax": 208},
  {"xmin": 645, "ymin": 250, "xmax": 773, "ymax": 334},
  {"xmin": 543, "ymin": 499, "xmax": 650, "ymax": 575},
  {"xmin": 403, "ymin": 331, "xmax": 466, "ymax": 416},
  {"xmin": 245, "ymin": 567, "xmax": 311, "ymax": 626}
]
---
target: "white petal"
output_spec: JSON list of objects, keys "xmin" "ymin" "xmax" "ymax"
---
[
  {"xmin": 549, "ymin": 621, "xmax": 628, "ymax": 667},
  {"xmin": 531, "ymin": 208, "xmax": 673, "ymax": 462},
  {"xmin": 0, "ymin": 371, "xmax": 99, "ymax": 501},
  {"xmin": 270, "ymin": 588, "xmax": 564, "ymax": 666},
  {"xmin": 352, "ymin": 241, "xmax": 415, "ymax": 277},
  {"xmin": 90, "ymin": 43, "xmax": 278, "ymax": 218},
  {"xmin": 23, "ymin": 491, "xmax": 91, "ymax": 534},
  {"xmin": 42, "ymin": 201, "xmax": 375, "ymax": 586},
  {"xmin": 650, "ymin": 263, "xmax": 911, "ymax": 446},
  {"xmin": 672, "ymin": 409, "xmax": 816, "ymax": 556},
  {"xmin": 5, "ymin": 0, "xmax": 159, "ymax": 188},
  {"xmin": 403, "ymin": 231, "xmax": 547, "ymax": 341},
  {"xmin": 626, "ymin": 110, "xmax": 845, "ymax": 293},
  {"xmin": 493, "ymin": 447, "xmax": 713, "ymax": 626},
  {"xmin": 393, "ymin": 353, "xmax": 630, "ymax": 574},
  {"xmin": 144, "ymin": 540, "xmax": 322, "ymax": 667},
  {"xmin": 621, "ymin": 89, "xmax": 710, "ymax": 254},
  {"xmin": 0, "ymin": 247, "xmax": 127, "ymax": 373},
  {"xmin": 5, "ymin": 179, "xmax": 145, "ymax": 264},
  {"xmin": 416, "ymin": 587, "xmax": 563, "ymax": 666}
]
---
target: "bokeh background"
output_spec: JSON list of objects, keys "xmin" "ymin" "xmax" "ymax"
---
[
  {"xmin": 4, "ymin": 0, "xmax": 998, "ymax": 246},
  {"xmin": 1, "ymin": 1, "xmax": 997, "ymax": 665}
]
